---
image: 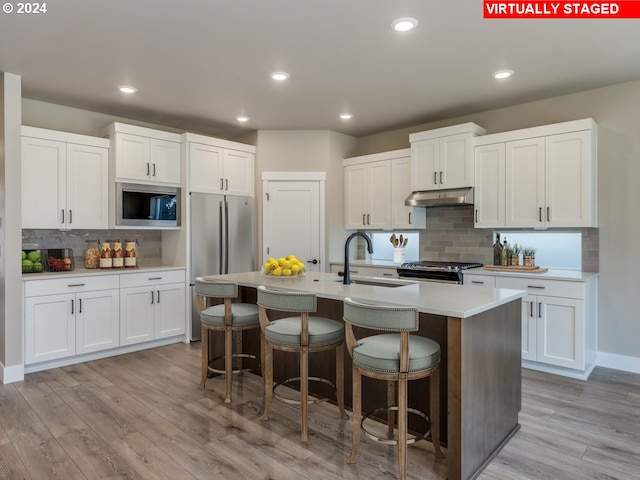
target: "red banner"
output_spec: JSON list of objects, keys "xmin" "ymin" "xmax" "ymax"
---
[{"xmin": 484, "ymin": 1, "xmax": 640, "ymax": 18}]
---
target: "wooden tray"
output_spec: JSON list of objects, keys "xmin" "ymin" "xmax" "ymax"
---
[{"xmin": 483, "ymin": 265, "xmax": 548, "ymax": 273}]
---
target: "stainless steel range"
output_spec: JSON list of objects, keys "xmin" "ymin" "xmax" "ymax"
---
[{"xmin": 397, "ymin": 260, "xmax": 483, "ymax": 284}]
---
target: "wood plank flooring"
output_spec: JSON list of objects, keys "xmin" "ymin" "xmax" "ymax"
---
[{"xmin": 1, "ymin": 342, "xmax": 639, "ymax": 479}]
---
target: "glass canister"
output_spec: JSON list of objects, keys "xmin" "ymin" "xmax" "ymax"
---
[
  {"xmin": 124, "ymin": 240, "xmax": 137, "ymax": 268},
  {"xmin": 112, "ymin": 241, "xmax": 124, "ymax": 268},
  {"xmin": 100, "ymin": 242, "xmax": 112, "ymax": 269},
  {"xmin": 84, "ymin": 239, "xmax": 100, "ymax": 269}
]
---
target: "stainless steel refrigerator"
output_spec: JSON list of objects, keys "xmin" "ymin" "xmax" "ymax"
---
[{"xmin": 190, "ymin": 193, "xmax": 254, "ymax": 339}]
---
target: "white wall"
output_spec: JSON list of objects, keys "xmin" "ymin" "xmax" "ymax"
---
[
  {"xmin": 1, "ymin": 73, "xmax": 24, "ymax": 383},
  {"xmin": 254, "ymin": 130, "xmax": 358, "ymax": 266},
  {"xmin": 355, "ymin": 78, "xmax": 640, "ymax": 365}
]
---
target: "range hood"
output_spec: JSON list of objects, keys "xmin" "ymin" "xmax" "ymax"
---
[{"xmin": 404, "ymin": 187, "xmax": 474, "ymax": 207}]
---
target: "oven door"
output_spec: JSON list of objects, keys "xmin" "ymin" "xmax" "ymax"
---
[
  {"xmin": 116, "ymin": 183, "xmax": 180, "ymax": 228},
  {"xmin": 397, "ymin": 270, "xmax": 462, "ymax": 284}
]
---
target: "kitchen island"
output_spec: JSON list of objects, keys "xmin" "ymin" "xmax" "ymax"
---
[{"xmin": 205, "ymin": 271, "xmax": 524, "ymax": 480}]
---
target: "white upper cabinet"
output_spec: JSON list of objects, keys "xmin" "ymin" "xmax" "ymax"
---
[
  {"xmin": 344, "ymin": 149, "xmax": 424, "ymax": 230},
  {"xmin": 391, "ymin": 155, "xmax": 426, "ymax": 229},
  {"xmin": 474, "ymin": 119, "xmax": 597, "ymax": 229},
  {"xmin": 22, "ymin": 127, "xmax": 109, "ymax": 230},
  {"xmin": 100, "ymin": 123, "xmax": 181, "ymax": 186},
  {"xmin": 184, "ymin": 133, "xmax": 255, "ymax": 197},
  {"xmin": 410, "ymin": 123, "xmax": 486, "ymax": 191}
]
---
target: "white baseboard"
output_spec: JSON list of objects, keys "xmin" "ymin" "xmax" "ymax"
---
[
  {"xmin": 0, "ymin": 362, "xmax": 25, "ymax": 384},
  {"xmin": 522, "ymin": 360, "xmax": 596, "ymax": 381},
  {"xmin": 596, "ymin": 351, "xmax": 640, "ymax": 374}
]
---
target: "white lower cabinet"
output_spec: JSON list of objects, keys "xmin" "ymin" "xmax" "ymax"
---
[
  {"xmin": 24, "ymin": 269, "xmax": 186, "ymax": 368},
  {"xmin": 24, "ymin": 275, "xmax": 119, "ymax": 364},
  {"xmin": 465, "ymin": 272, "xmax": 597, "ymax": 378},
  {"xmin": 119, "ymin": 270, "xmax": 186, "ymax": 346},
  {"xmin": 495, "ymin": 276, "xmax": 596, "ymax": 377}
]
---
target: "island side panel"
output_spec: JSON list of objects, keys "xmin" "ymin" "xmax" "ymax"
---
[{"xmin": 448, "ymin": 299, "xmax": 522, "ymax": 480}]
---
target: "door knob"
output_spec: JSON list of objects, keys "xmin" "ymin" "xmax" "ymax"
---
[{"xmin": 307, "ymin": 259, "xmax": 318, "ymax": 264}]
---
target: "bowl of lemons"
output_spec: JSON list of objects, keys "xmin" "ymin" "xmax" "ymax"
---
[{"xmin": 262, "ymin": 255, "xmax": 306, "ymax": 277}]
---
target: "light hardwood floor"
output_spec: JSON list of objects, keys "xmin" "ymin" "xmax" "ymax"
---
[{"xmin": 1, "ymin": 342, "xmax": 639, "ymax": 479}]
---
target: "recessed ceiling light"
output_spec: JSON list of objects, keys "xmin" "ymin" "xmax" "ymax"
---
[
  {"xmin": 118, "ymin": 85, "xmax": 137, "ymax": 94},
  {"xmin": 493, "ymin": 70, "xmax": 514, "ymax": 80},
  {"xmin": 236, "ymin": 116, "xmax": 250, "ymax": 122},
  {"xmin": 391, "ymin": 17, "xmax": 418, "ymax": 32},
  {"xmin": 339, "ymin": 113, "xmax": 353, "ymax": 120},
  {"xmin": 270, "ymin": 72, "xmax": 290, "ymax": 81}
]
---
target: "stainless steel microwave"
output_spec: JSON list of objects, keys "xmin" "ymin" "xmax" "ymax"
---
[{"xmin": 116, "ymin": 183, "xmax": 180, "ymax": 228}]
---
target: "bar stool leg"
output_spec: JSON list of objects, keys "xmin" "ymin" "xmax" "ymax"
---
[
  {"xmin": 398, "ymin": 373, "xmax": 408, "ymax": 480},
  {"xmin": 300, "ymin": 347, "xmax": 309, "ymax": 441},
  {"xmin": 430, "ymin": 368, "xmax": 443, "ymax": 458},
  {"xmin": 261, "ymin": 343, "xmax": 273, "ymax": 420},
  {"xmin": 387, "ymin": 380, "xmax": 396, "ymax": 439},
  {"xmin": 199, "ymin": 324, "xmax": 208, "ymax": 389},
  {"xmin": 336, "ymin": 343, "xmax": 348, "ymax": 419},
  {"xmin": 224, "ymin": 326, "xmax": 233, "ymax": 403},
  {"xmin": 347, "ymin": 368, "xmax": 362, "ymax": 464}
]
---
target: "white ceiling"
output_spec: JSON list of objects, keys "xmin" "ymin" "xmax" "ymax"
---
[{"xmin": 2, "ymin": 1, "xmax": 640, "ymax": 138}]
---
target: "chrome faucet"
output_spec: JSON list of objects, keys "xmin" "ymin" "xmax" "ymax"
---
[{"xmin": 343, "ymin": 232, "xmax": 374, "ymax": 285}]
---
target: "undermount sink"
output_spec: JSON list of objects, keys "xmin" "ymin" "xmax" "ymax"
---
[{"xmin": 330, "ymin": 277, "xmax": 415, "ymax": 288}]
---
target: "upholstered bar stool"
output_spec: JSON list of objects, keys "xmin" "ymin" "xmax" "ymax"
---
[
  {"xmin": 343, "ymin": 297, "xmax": 443, "ymax": 480},
  {"xmin": 195, "ymin": 277, "xmax": 260, "ymax": 403},
  {"xmin": 257, "ymin": 285, "xmax": 348, "ymax": 441}
]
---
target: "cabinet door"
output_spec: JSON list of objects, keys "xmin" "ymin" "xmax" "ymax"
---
[
  {"xmin": 411, "ymin": 138, "xmax": 439, "ymax": 191},
  {"xmin": 120, "ymin": 286, "xmax": 156, "ymax": 346},
  {"xmin": 440, "ymin": 133, "xmax": 473, "ymax": 188},
  {"xmin": 189, "ymin": 142, "xmax": 224, "ymax": 193},
  {"xmin": 521, "ymin": 294, "xmax": 537, "ymax": 361},
  {"xmin": 367, "ymin": 160, "xmax": 392, "ymax": 229},
  {"xmin": 474, "ymin": 143, "xmax": 505, "ymax": 228},
  {"xmin": 545, "ymin": 130, "xmax": 593, "ymax": 227},
  {"xmin": 76, "ymin": 289, "xmax": 120, "ymax": 355},
  {"xmin": 344, "ymin": 164, "xmax": 367, "ymax": 229},
  {"xmin": 25, "ymin": 293, "xmax": 75, "ymax": 363},
  {"xmin": 505, "ymin": 137, "xmax": 545, "ymax": 227},
  {"xmin": 150, "ymin": 138, "xmax": 181, "ymax": 185},
  {"xmin": 377, "ymin": 267, "xmax": 399, "ymax": 279},
  {"xmin": 463, "ymin": 274, "xmax": 496, "ymax": 287},
  {"xmin": 21, "ymin": 136, "xmax": 66, "ymax": 229},
  {"xmin": 536, "ymin": 295, "xmax": 584, "ymax": 369},
  {"xmin": 155, "ymin": 283, "xmax": 186, "ymax": 338},
  {"xmin": 66, "ymin": 143, "xmax": 109, "ymax": 229},
  {"xmin": 115, "ymin": 133, "xmax": 150, "ymax": 182},
  {"xmin": 223, "ymin": 150, "xmax": 254, "ymax": 197},
  {"xmin": 391, "ymin": 157, "xmax": 425, "ymax": 229}
]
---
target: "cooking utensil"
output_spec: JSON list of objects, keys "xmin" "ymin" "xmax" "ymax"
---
[
  {"xmin": 403, "ymin": 238, "xmax": 408, "ymax": 247},
  {"xmin": 399, "ymin": 234, "xmax": 403, "ymax": 246},
  {"xmin": 391, "ymin": 234, "xmax": 397, "ymax": 246}
]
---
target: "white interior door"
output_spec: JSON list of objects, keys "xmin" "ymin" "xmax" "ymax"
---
[{"xmin": 263, "ymin": 178, "xmax": 323, "ymax": 272}]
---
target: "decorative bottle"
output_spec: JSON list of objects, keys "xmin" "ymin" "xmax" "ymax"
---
[
  {"xmin": 112, "ymin": 241, "xmax": 124, "ymax": 268},
  {"xmin": 500, "ymin": 238, "xmax": 509, "ymax": 266},
  {"xmin": 493, "ymin": 233, "xmax": 502, "ymax": 265},
  {"xmin": 100, "ymin": 242, "xmax": 112, "ymax": 269},
  {"xmin": 124, "ymin": 241, "xmax": 137, "ymax": 268}
]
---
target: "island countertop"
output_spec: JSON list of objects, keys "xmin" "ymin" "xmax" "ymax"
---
[{"xmin": 204, "ymin": 270, "xmax": 524, "ymax": 318}]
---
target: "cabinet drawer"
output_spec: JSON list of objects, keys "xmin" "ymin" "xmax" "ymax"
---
[
  {"xmin": 119, "ymin": 269, "xmax": 185, "ymax": 288},
  {"xmin": 464, "ymin": 274, "xmax": 496, "ymax": 287},
  {"xmin": 377, "ymin": 267, "xmax": 399, "ymax": 279},
  {"xmin": 25, "ymin": 275, "xmax": 119, "ymax": 297},
  {"xmin": 495, "ymin": 276, "xmax": 584, "ymax": 299}
]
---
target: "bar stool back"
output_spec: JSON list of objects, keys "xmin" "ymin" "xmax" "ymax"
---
[
  {"xmin": 343, "ymin": 297, "xmax": 443, "ymax": 480},
  {"xmin": 257, "ymin": 285, "xmax": 348, "ymax": 441},
  {"xmin": 195, "ymin": 277, "xmax": 260, "ymax": 403}
]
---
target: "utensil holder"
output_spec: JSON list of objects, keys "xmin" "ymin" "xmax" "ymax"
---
[{"xmin": 393, "ymin": 247, "xmax": 405, "ymax": 263}]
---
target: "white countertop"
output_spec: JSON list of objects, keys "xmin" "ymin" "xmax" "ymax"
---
[
  {"xmin": 205, "ymin": 271, "xmax": 524, "ymax": 319},
  {"xmin": 22, "ymin": 265, "xmax": 185, "ymax": 281},
  {"xmin": 464, "ymin": 267, "xmax": 598, "ymax": 282}
]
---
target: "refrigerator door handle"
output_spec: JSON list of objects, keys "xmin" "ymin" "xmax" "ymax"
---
[
  {"xmin": 224, "ymin": 200, "xmax": 230, "ymax": 274},
  {"xmin": 219, "ymin": 200, "xmax": 224, "ymax": 274}
]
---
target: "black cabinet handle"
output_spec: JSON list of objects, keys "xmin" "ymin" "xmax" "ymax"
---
[
  {"xmin": 157, "ymin": 290, "xmax": 160, "ymax": 304},
  {"xmin": 71, "ymin": 299, "xmax": 74, "ymax": 314},
  {"xmin": 530, "ymin": 302, "xmax": 534, "ymax": 317},
  {"xmin": 538, "ymin": 302, "xmax": 542, "ymax": 318},
  {"xmin": 151, "ymin": 291, "xmax": 154, "ymax": 304},
  {"xmin": 547, "ymin": 207, "xmax": 550, "ymax": 221},
  {"xmin": 69, "ymin": 210, "xmax": 72, "ymax": 224},
  {"xmin": 61, "ymin": 209, "xmax": 65, "ymax": 224},
  {"xmin": 408, "ymin": 212, "xmax": 412, "ymax": 224},
  {"xmin": 433, "ymin": 172, "xmax": 437, "ymax": 185},
  {"xmin": 220, "ymin": 178, "xmax": 224, "ymax": 190},
  {"xmin": 79, "ymin": 298, "xmax": 82, "ymax": 314},
  {"xmin": 439, "ymin": 171, "xmax": 443, "ymax": 184},
  {"xmin": 225, "ymin": 179, "xmax": 228, "ymax": 190},
  {"xmin": 362, "ymin": 214, "xmax": 366, "ymax": 225},
  {"xmin": 146, "ymin": 163, "xmax": 150, "ymax": 175},
  {"xmin": 539, "ymin": 207, "xmax": 542, "ymax": 222}
]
